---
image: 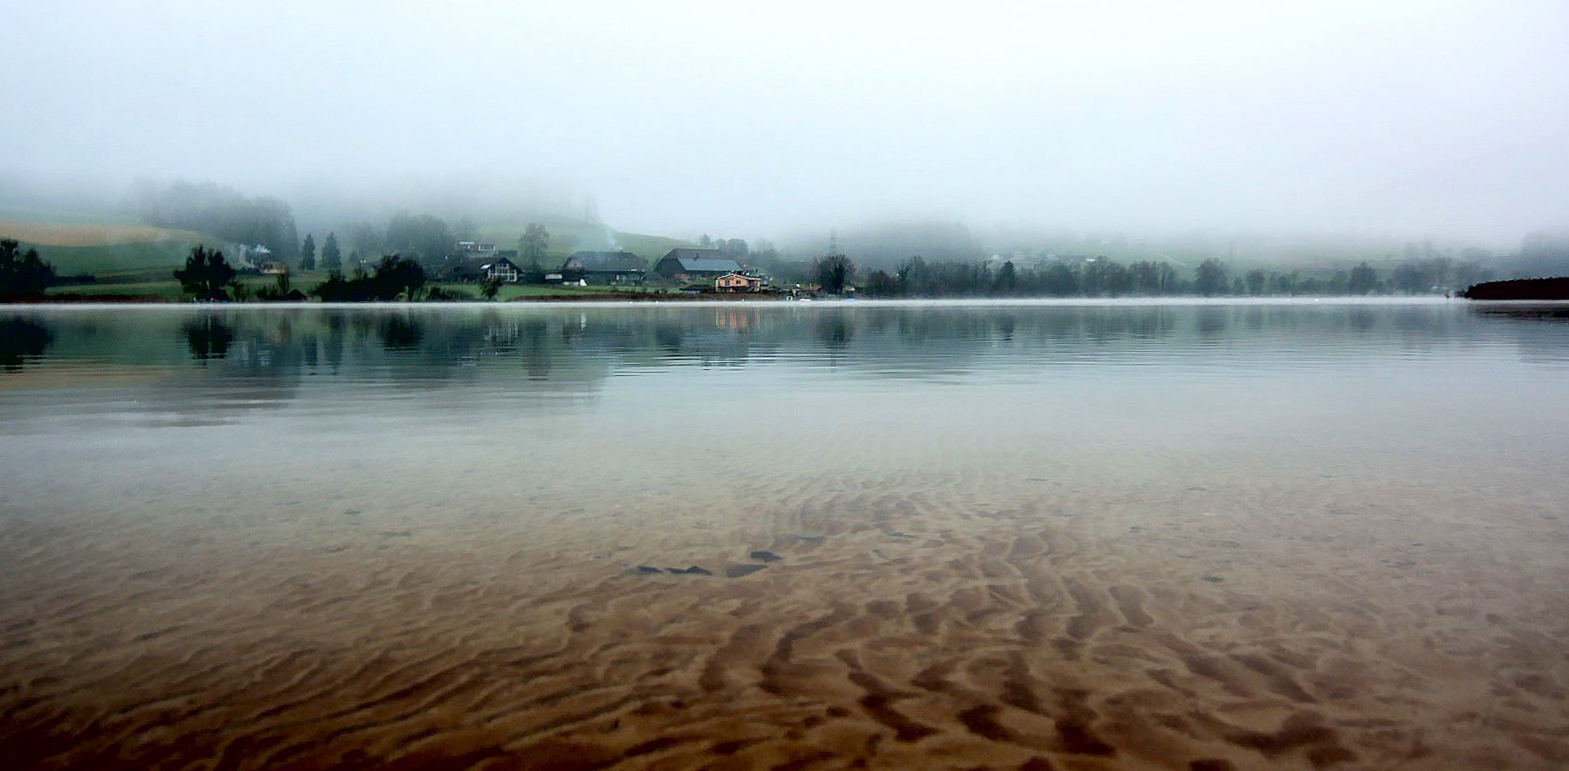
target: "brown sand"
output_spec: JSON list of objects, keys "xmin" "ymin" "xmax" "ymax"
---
[{"xmin": 2, "ymin": 468, "xmax": 1568, "ymax": 770}]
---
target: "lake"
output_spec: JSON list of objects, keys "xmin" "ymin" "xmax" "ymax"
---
[{"xmin": 2, "ymin": 300, "xmax": 1567, "ymax": 770}]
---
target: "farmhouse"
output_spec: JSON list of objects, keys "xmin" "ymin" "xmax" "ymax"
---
[
  {"xmin": 715, "ymin": 272, "xmax": 763, "ymax": 292},
  {"xmin": 442, "ymin": 256, "xmax": 525, "ymax": 283},
  {"xmin": 560, "ymin": 251, "xmax": 647, "ymax": 285},
  {"xmin": 653, "ymin": 248, "xmax": 744, "ymax": 281},
  {"xmin": 456, "ymin": 241, "xmax": 497, "ymax": 254}
]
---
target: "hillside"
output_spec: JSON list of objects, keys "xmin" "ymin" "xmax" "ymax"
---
[
  {"xmin": 474, "ymin": 218, "xmax": 693, "ymax": 263},
  {"xmin": 2, "ymin": 206, "xmax": 699, "ymax": 279},
  {"xmin": 0, "ymin": 206, "xmax": 208, "ymax": 275}
]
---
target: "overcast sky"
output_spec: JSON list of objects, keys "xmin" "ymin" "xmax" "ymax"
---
[{"xmin": 3, "ymin": 0, "xmax": 1566, "ymax": 244}]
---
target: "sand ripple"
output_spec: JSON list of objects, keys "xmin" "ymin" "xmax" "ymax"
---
[{"xmin": 3, "ymin": 470, "xmax": 1568, "ymax": 769}]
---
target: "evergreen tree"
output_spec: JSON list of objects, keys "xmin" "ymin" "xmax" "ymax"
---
[
  {"xmin": 300, "ymin": 233, "xmax": 316, "ymax": 270},
  {"xmin": 320, "ymin": 232, "xmax": 342, "ymax": 270}
]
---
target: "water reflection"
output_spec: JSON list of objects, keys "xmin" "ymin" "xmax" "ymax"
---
[
  {"xmin": 1, "ymin": 302, "xmax": 1565, "ymax": 405},
  {"xmin": 0, "ymin": 317, "xmax": 52, "ymax": 370},
  {"xmin": 184, "ymin": 317, "xmax": 234, "ymax": 360}
]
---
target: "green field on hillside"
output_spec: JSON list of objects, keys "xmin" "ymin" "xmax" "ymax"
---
[{"xmin": 0, "ymin": 206, "xmax": 212, "ymax": 274}]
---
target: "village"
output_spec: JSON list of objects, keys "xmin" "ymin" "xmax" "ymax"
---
[
  {"xmin": 242, "ymin": 242, "xmax": 835, "ymax": 300},
  {"xmin": 437, "ymin": 242, "xmax": 798, "ymax": 295}
]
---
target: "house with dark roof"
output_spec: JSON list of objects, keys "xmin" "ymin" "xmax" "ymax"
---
[
  {"xmin": 441, "ymin": 256, "xmax": 525, "ymax": 283},
  {"xmin": 560, "ymin": 251, "xmax": 648, "ymax": 285},
  {"xmin": 653, "ymin": 248, "xmax": 745, "ymax": 282}
]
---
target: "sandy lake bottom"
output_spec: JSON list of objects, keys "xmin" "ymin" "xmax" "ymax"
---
[{"xmin": 2, "ymin": 301, "xmax": 1567, "ymax": 770}]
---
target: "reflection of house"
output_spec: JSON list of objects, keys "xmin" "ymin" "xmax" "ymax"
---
[
  {"xmin": 714, "ymin": 308, "xmax": 755, "ymax": 332},
  {"xmin": 560, "ymin": 251, "xmax": 647, "ymax": 285},
  {"xmin": 443, "ymin": 256, "xmax": 524, "ymax": 283},
  {"xmin": 654, "ymin": 249, "xmax": 744, "ymax": 281},
  {"xmin": 456, "ymin": 241, "xmax": 497, "ymax": 254},
  {"xmin": 715, "ymin": 273, "xmax": 763, "ymax": 292}
]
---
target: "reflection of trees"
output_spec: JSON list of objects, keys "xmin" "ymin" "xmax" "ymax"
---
[
  {"xmin": 13, "ymin": 304, "xmax": 1557, "ymax": 413},
  {"xmin": 815, "ymin": 315, "xmax": 854, "ymax": 349},
  {"xmin": 1195, "ymin": 307, "xmax": 1229, "ymax": 337},
  {"xmin": 183, "ymin": 317, "xmax": 234, "ymax": 360},
  {"xmin": 0, "ymin": 317, "xmax": 52, "ymax": 370},
  {"xmin": 379, "ymin": 315, "xmax": 422, "ymax": 349}
]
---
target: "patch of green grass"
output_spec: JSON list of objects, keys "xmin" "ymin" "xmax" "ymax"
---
[
  {"xmin": 25, "ymin": 241, "xmax": 206, "ymax": 275},
  {"xmin": 45, "ymin": 281, "xmax": 188, "ymax": 300}
]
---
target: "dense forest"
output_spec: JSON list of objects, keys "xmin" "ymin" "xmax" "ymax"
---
[{"xmin": 134, "ymin": 181, "xmax": 300, "ymax": 259}]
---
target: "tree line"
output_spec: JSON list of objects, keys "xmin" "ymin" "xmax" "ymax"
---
[
  {"xmin": 135, "ymin": 180, "xmax": 300, "ymax": 259},
  {"xmin": 853, "ymin": 255, "xmax": 1493, "ymax": 298}
]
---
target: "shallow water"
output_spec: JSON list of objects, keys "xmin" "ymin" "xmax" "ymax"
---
[{"xmin": 2, "ymin": 300, "xmax": 1567, "ymax": 769}]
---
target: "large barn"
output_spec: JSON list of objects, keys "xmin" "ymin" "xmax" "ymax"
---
[
  {"xmin": 653, "ymin": 248, "xmax": 744, "ymax": 281},
  {"xmin": 560, "ymin": 251, "xmax": 648, "ymax": 285}
]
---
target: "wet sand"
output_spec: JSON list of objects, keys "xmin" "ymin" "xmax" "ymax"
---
[{"xmin": 4, "ymin": 465, "xmax": 1567, "ymax": 771}]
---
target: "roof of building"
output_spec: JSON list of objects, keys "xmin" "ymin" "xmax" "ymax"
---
[
  {"xmin": 443, "ymin": 255, "xmax": 520, "ymax": 277},
  {"xmin": 659, "ymin": 249, "xmax": 744, "ymax": 273},
  {"xmin": 563, "ymin": 251, "xmax": 647, "ymax": 272}
]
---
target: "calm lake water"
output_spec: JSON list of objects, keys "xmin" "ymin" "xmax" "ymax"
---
[{"xmin": 2, "ymin": 300, "xmax": 1568, "ymax": 770}]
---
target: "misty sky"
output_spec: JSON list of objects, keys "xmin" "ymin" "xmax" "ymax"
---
[{"xmin": 3, "ymin": 0, "xmax": 1567, "ymax": 243}]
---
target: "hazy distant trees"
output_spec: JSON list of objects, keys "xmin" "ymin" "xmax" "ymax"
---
[
  {"xmin": 1194, "ymin": 259, "xmax": 1229, "ymax": 296},
  {"xmin": 347, "ymin": 223, "xmax": 383, "ymax": 258},
  {"xmin": 1245, "ymin": 269, "xmax": 1267, "ymax": 296},
  {"xmin": 718, "ymin": 238, "xmax": 749, "ymax": 262},
  {"xmin": 865, "ymin": 269, "xmax": 898, "ymax": 296},
  {"xmin": 300, "ymin": 233, "xmax": 316, "ymax": 270},
  {"xmin": 173, "ymin": 245, "xmax": 237, "ymax": 301},
  {"xmin": 135, "ymin": 180, "xmax": 299, "ymax": 258},
  {"xmin": 518, "ymin": 223, "xmax": 549, "ymax": 274},
  {"xmin": 995, "ymin": 260, "xmax": 1018, "ymax": 294},
  {"xmin": 1516, "ymin": 231, "xmax": 1569, "ymax": 277},
  {"xmin": 385, "ymin": 213, "xmax": 453, "ymax": 265},
  {"xmin": 320, "ymin": 232, "xmax": 342, "ymax": 270},
  {"xmin": 814, "ymin": 255, "xmax": 855, "ymax": 294},
  {"xmin": 0, "ymin": 239, "xmax": 56, "ymax": 298},
  {"xmin": 1347, "ymin": 262, "xmax": 1378, "ymax": 295},
  {"xmin": 1128, "ymin": 261, "xmax": 1176, "ymax": 295},
  {"xmin": 1082, "ymin": 258, "xmax": 1132, "ymax": 296},
  {"xmin": 849, "ymin": 252, "xmax": 1453, "ymax": 299},
  {"xmin": 1041, "ymin": 262, "xmax": 1079, "ymax": 296}
]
